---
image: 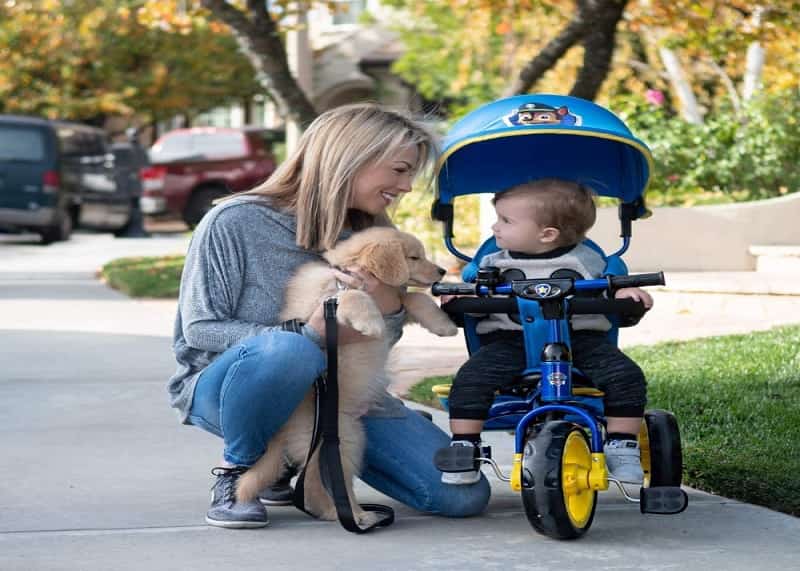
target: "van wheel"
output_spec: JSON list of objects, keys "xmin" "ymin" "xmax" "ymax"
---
[
  {"xmin": 183, "ymin": 186, "xmax": 228, "ymax": 228},
  {"xmin": 40, "ymin": 210, "xmax": 73, "ymax": 244}
]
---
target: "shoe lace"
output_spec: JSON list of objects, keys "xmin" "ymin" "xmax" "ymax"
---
[{"xmin": 210, "ymin": 466, "xmax": 248, "ymax": 502}]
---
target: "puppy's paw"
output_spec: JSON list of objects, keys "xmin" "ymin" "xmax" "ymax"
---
[
  {"xmin": 337, "ymin": 292, "xmax": 385, "ymax": 338},
  {"xmin": 428, "ymin": 319, "xmax": 459, "ymax": 337},
  {"xmin": 318, "ymin": 507, "xmax": 338, "ymax": 521},
  {"xmin": 355, "ymin": 510, "xmax": 385, "ymax": 528}
]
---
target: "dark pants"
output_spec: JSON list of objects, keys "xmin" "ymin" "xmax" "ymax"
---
[{"xmin": 448, "ymin": 330, "xmax": 647, "ymax": 420}]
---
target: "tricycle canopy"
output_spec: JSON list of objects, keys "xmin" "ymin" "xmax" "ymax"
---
[{"xmin": 434, "ymin": 94, "xmax": 653, "ymax": 206}]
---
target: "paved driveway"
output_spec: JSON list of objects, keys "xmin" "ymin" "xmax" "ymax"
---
[{"xmin": 1, "ymin": 231, "xmax": 798, "ymax": 570}]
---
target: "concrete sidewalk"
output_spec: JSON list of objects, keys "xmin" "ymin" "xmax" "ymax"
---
[{"xmin": 1, "ymin": 231, "xmax": 799, "ymax": 570}]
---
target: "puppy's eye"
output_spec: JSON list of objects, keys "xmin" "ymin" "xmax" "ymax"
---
[{"xmin": 408, "ymin": 256, "xmax": 420, "ymax": 261}]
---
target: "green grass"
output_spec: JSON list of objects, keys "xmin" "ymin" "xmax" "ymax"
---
[
  {"xmin": 100, "ymin": 255, "xmax": 185, "ymax": 298},
  {"xmin": 408, "ymin": 325, "xmax": 800, "ymax": 517}
]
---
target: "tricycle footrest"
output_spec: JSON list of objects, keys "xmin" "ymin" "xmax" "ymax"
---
[
  {"xmin": 434, "ymin": 445, "xmax": 480, "ymax": 473},
  {"xmin": 639, "ymin": 486, "xmax": 688, "ymax": 515}
]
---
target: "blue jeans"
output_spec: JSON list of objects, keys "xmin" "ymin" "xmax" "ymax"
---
[{"xmin": 189, "ymin": 331, "xmax": 490, "ymax": 517}]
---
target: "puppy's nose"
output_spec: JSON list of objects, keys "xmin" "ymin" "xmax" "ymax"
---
[{"xmin": 437, "ymin": 266, "xmax": 447, "ymax": 276}]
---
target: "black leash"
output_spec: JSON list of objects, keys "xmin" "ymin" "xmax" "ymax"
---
[{"xmin": 293, "ymin": 297, "xmax": 394, "ymax": 533}]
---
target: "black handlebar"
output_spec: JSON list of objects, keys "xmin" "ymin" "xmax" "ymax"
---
[
  {"xmin": 441, "ymin": 297, "xmax": 648, "ymax": 318},
  {"xmin": 431, "ymin": 283, "xmax": 478, "ymax": 296},
  {"xmin": 608, "ymin": 272, "xmax": 665, "ymax": 289}
]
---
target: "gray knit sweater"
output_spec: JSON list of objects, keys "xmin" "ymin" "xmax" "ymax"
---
[{"xmin": 167, "ymin": 195, "xmax": 407, "ymax": 423}]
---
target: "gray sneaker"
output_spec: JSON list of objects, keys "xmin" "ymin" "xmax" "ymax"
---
[{"xmin": 206, "ymin": 466, "xmax": 269, "ymax": 529}]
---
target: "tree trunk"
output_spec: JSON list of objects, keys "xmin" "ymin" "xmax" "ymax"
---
[
  {"xmin": 742, "ymin": 41, "xmax": 765, "ymax": 101},
  {"xmin": 200, "ymin": 0, "xmax": 317, "ymax": 127},
  {"xmin": 742, "ymin": 6, "xmax": 765, "ymax": 101},
  {"xmin": 659, "ymin": 46, "xmax": 703, "ymax": 124},
  {"xmin": 569, "ymin": 0, "xmax": 628, "ymax": 100},
  {"xmin": 503, "ymin": 0, "xmax": 591, "ymax": 96}
]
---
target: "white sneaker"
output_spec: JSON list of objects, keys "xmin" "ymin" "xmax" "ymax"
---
[
  {"xmin": 604, "ymin": 439, "xmax": 644, "ymax": 484},
  {"xmin": 440, "ymin": 440, "xmax": 481, "ymax": 485}
]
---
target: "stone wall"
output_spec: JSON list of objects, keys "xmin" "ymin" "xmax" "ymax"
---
[{"xmin": 587, "ymin": 192, "xmax": 800, "ymax": 271}]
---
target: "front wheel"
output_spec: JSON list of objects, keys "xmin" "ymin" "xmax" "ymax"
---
[
  {"xmin": 521, "ymin": 421, "xmax": 597, "ymax": 540},
  {"xmin": 639, "ymin": 410, "xmax": 683, "ymax": 487}
]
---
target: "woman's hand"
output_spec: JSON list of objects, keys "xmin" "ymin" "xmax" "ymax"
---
[
  {"xmin": 333, "ymin": 267, "xmax": 403, "ymax": 315},
  {"xmin": 614, "ymin": 287, "xmax": 654, "ymax": 309}
]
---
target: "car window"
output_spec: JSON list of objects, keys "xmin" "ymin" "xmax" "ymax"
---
[
  {"xmin": 56, "ymin": 127, "xmax": 84, "ymax": 156},
  {"xmin": 0, "ymin": 126, "xmax": 46, "ymax": 161},
  {"xmin": 57, "ymin": 127, "xmax": 109, "ymax": 157},
  {"xmin": 149, "ymin": 130, "xmax": 247, "ymax": 162},
  {"xmin": 112, "ymin": 146, "xmax": 135, "ymax": 166}
]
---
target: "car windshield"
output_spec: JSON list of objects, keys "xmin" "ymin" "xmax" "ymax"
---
[
  {"xmin": 149, "ymin": 131, "xmax": 248, "ymax": 163},
  {"xmin": 0, "ymin": 126, "xmax": 46, "ymax": 162}
]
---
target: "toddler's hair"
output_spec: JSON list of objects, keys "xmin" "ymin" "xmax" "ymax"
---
[{"xmin": 493, "ymin": 178, "xmax": 596, "ymax": 245}]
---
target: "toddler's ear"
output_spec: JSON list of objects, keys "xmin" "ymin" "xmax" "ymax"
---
[{"xmin": 540, "ymin": 227, "xmax": 560, "ymax": 243}]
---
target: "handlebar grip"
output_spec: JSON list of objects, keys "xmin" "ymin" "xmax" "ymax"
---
[
  {"xmin": 608, "ymin": 272, "xmax": 665, "ymax": 289},
  {"xmin": 441, "ymin": 297, "xmax": 517, "ymax": 315},
  {"xmin": 569, "ymin": 298, "xmax": 648, "ymax": 318},
  {"xmin": 431, "ymin": 282, "xmax": 478, "ymax": 296}
]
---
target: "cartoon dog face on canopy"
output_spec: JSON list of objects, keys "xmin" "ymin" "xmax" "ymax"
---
[{"xmin": 504, "ymin": 102, "xmax": 580, "ymax": 127}]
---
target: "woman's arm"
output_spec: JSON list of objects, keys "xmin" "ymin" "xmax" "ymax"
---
[{"xmin": 178, "ymin": 211, "xmax": 283, "ymax": 353}]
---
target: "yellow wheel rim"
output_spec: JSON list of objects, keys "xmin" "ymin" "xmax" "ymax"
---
[
  {"xmin": 561, "ymin": 430, "xmax": 595, "ymax": 528},
  {"xmin": 639, "ymin": 420, "xmax": 652, "ymax": 487}
]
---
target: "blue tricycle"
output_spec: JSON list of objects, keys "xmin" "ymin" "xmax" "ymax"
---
[{"xmin": 429, "ymin": 94, "xmax": 688, "ymax": 540}]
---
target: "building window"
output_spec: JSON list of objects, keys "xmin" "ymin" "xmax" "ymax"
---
[{"xmin": 331, "ymin": 0, "xmax": 366, "ymax": 26}]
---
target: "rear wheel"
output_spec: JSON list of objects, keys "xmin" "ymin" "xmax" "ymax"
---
[
  {"xmin": 521, "ymin": 421, "xmax": 597, "ymax": 539},
  {"xmin": 40, "ymin": 209, "xmax": 73, "ymax": 244},
  {"xmin": 183, "ymin": 186, "xmax": 228, "ymax": 228},
  {"xmin": 639, "ymin": 410, "xmax": 683, "ymax": 487}
]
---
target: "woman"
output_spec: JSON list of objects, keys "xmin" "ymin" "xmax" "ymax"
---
[{"xmin": 167, "ymin": 103, "xmax": 491, "ymax": 528}]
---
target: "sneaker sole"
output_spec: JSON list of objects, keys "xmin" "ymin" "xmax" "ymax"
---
[
  {"xmin": 205, "ymin": 516, "xmax": 269, "ymax": 529},
  {"xmin": 441, "ymin": 473, "xmax": 481, "ymax": 485},
  {"xmin": 258, "ymin": 497, "xmax": 293, "ymax": 507}
]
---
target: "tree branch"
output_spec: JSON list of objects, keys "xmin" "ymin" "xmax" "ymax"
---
[
  {"xmin": 569, "ymin": 0, "xmax": 628, "ymax": 100},
  {"xmin": 503, "ymin": 0, "xmax": 591, "ymax": 97},
  {"xmin": 200, "ymin": 0, "xmax": 317, "ymax": 125}
]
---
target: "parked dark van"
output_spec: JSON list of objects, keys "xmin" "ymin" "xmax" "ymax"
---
[{"xmin": 0, "ymin": 115, "xmax": 133, "ymax": 243}]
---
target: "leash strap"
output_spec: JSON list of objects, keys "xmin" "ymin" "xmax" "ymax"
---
[{"xmin": 293, "ymin": 297, "xmax": 394, "ymax": 533}]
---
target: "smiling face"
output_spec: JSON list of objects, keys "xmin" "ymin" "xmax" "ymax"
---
[
  {"xmin": 349, "ymin": 146, "xmax": 419, "ymax": 216},
  {"xmin": 491, "ymin": 193, "xmax": 559, "ymax": 254}
]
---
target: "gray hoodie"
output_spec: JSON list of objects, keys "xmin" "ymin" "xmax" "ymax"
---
[{"xmin": 167, "ymin": 195, "xmax": 406, "ymax": 423}]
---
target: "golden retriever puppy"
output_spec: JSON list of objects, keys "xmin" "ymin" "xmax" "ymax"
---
[{"xmin": 236, "ymin": 227, "xmax": 458, "ymax": 525}]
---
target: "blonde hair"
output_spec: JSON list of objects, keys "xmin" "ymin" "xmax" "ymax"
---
[
  {"xmin": 493, "ymin": 178, "xmax": 597, "ymax": 245},
  {"xmin": 236, "ymin": 103, "xmax": 437, "ymax": 251}
]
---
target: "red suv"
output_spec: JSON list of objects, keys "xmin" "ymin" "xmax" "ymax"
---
[{"xmin": 140, "ymin": 127, "xmax": 279, "ymax": 227}]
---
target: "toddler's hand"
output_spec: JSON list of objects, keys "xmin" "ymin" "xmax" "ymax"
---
[{"xmin": 614, "ymin": 287, "xmax": 653, "ymax": 309}]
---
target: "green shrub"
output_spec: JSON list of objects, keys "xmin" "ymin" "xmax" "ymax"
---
[{"xmin": 613, "ymin": 89, "xmax": 800, "ymax": 205}]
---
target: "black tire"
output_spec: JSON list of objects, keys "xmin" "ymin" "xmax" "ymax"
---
[
  {"xmin": 40, "ymin": 209, "xmax": 73, "ymax": 244},
  {"xmin": 521, "ymin": 421, "xmax": 597, "ymax": 540},
  {"xmin": 640, "ymin": 410, "xmax": 683, "ymax": 487},
  {"xmin": 183, "ymin": 186, "xmax": 228, "ymax": 228}
]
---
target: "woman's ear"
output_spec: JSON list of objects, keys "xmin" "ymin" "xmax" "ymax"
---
[
  {"xmin": 540, "ymin": 227, "xmax": 560, "ymax": 244},
  {"xmin": 358, "ymin": 240, "xmax": 410, "ymax": 287}
]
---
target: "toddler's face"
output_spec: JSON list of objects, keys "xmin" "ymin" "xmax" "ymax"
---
[{"xmin": 491, "ymin": 194, "xmax": 553, "ymax": 254}]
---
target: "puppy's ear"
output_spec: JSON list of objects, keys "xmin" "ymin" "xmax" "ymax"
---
[{"xmin": 359, "ymin": 240, "xmax": 409, "ymax": 287}]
